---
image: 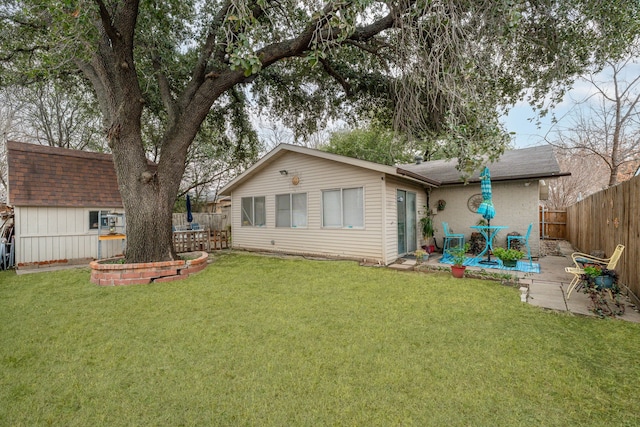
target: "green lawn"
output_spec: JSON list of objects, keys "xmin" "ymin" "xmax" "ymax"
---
[{"xmin": 1, "ymin": 253, "xmax": 639, "ymax": 426}]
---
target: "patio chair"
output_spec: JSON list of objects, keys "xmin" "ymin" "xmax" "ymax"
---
[
  {"xmin": 507, "ymin": 223, "xmax": 533, "ymax": 265},
  {"xmin": 565, "ymin": 244, "xmax": 625, "ymax": 299},
  {"xmin": 442, "ymin": 222, "xmax": 465, "ymax": 255}
]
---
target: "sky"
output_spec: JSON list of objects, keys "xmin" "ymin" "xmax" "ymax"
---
[
  {"xmin": 502, "ymin": 59, "xmax": 640, "ymax": 149},
  {"xmin": 501, "ymin": 82, "xmax": 592, "ymax": 149},
  {"xmin": 501, "ymin": 105, "xmax": 558, "ymax": 149}
]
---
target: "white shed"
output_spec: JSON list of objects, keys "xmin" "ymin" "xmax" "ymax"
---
[{"xmin": 7, "ymin": 141, "xmax": 126, "ymax": 269}]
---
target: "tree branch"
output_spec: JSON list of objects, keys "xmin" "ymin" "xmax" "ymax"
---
[
  {"xmin": 74, "ymin": 58, "xmax": 111, "ymax": 125},
  {"xmin": 94, "ymin": 0, "xmax": 119, "ymax": 42},
  {"xmin": 191, "ymin": 0, "xmax": 234, "ymax": 84},
  {"xmin": 257, "ymin": 8, "xmax": 396, "ymax": 68},
  {"xmin": 153, "ymin": 57, "xmax": 177, "ymax": 125},
  {"xmin": 320, "ymin": 58, "xmax": 352, "ymax": 96}
]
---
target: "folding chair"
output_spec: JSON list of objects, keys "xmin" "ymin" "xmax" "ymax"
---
[
  {"xmin": 565, "ymin": 244, "xmax": 625, "ymax": 299},
  {"xmin": 442, "ymin": 222, "xmax": 465, "ymax": 255},
  {"xmin": 508, "ymin": 223, "xmax": 533, "ymax": 265}
]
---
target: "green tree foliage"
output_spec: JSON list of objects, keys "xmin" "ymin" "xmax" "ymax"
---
[
  {"xmin": 322, "ymin": 127, "xmax": 414, "ymax": 166},
  {"xmin": 0, "ymin": 0, "xmax": 638, "ymax": 262}
]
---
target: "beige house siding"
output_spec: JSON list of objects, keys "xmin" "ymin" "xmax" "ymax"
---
[
  {"xmin": 230, "ymin": 152, "xmax": 389, "ymax": 263},
  {"xmin": 429, "ymin": 180, "xmax": 540, "ymax": 256},
  {"xmin": 383, "ymin": 176, "xmax": 428, "ymax": 263},
  {"xmin": 224, "ymin": 144, "xmax": 556, "ymax": 263},
  {"xmin": 14, "ymin": 206, "xmax": 124, "ymax": 264}
]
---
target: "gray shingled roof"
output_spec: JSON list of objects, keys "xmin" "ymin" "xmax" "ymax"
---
[{"xmin": 399, "ymin": 145, "xmax": 568, "ymax": 185}]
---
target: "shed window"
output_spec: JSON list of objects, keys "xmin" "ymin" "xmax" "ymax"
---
[
  {"xmin": 89, "ymin": 210, "xmax": 110, "ymax": 230},
  {"xmin": 322, "ymin": 187, "xmax": 364, "ymax": 228},
  {"xmin": 241, "ymin": 196, "xmax": 266, "ymax": 227},
  {"xmin": 276, "ymin": 193, "xmax": 307, "ymax": 228}
]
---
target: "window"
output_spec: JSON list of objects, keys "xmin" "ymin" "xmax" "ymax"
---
[
  {"xmin": 276, "ymin": 193, "xmax": 307, "ymax": 228},
  {"xmin": 241, "ymin": 196, "xmax": 266, "ymax": 226},
  {"xmin": 89, "ymin": 210, "xmax": 110, "ymax": 230},
  {"xmin": 322, "ymin": 187, "xmax": 364, "ymax": 228}
]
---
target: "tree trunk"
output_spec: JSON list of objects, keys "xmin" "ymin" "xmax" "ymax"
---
[
  {"xmin": 109, "ymin": 127, "xmax": 182, "ymax": 263},
  {"xmin": 120, "ymin": 177, "xmax": 177, "ymax": 263}
]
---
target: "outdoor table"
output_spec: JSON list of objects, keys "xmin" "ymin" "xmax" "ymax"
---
[{"xmin": 470, "ymin": 225, "xmax": 508, "ymax": 265}]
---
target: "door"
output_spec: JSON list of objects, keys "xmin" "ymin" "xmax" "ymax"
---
[{"xmin": 397, "ymin": 190, "xmax": 417, "ymax": 255}]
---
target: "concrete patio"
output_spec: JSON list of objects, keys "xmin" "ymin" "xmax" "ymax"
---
[{"xmin": 396, "ymin": 240, "xmax": 640, "ymax": 323}]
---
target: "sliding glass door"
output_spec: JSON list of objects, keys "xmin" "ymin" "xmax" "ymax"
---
[{"xmin": 397, "ymin": 190, "xmax": 417, "ymax": 255}]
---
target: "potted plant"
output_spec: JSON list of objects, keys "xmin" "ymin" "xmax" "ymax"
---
[
  {"xmin": 414, "ymin": 249, "xmax": 428, "ymax": 263},
  {"xmin": 580, "ymin": 266, "xmax": 624, "ymax": 317},
  {"xmin": 448, "ymin": 243, "xmax": 470, "ymax": 278},
  {"xmin": 581, "ymin": 265, "xmax": 617, "ymax": 289},
  {"xmin": 493, "ymin": 247, "xmax": 525, "ymax": 268},
  {"xmin": 419, "ymin": 208, "xmax": 436, "ymax": 253}
]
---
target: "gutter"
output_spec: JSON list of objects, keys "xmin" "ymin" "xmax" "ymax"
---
[{"xmin": 395, "ymin": 167, "xmax": 441, "ymax": 187}]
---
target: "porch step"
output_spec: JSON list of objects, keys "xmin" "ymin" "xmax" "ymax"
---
[{"xmin": 388, "ymin": 260, "xmax": 415, "ymax": 271}]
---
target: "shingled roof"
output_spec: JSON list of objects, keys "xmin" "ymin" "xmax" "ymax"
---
[
  {"xmin": 7, "ymin": 141, "xmax": 123, "ymax": 208},
  {"xmin": 399, "ymin": 145, "xmax": 569, "ymax": 185}
]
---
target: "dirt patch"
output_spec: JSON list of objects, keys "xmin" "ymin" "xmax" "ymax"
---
[{"xmin": 539, "ymin": 239, "xmax": 574, "ymax": 257}]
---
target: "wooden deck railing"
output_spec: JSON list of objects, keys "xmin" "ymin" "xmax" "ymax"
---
[{"xmin": 172, "ymin": 229, "xmax": 229, "ymax": 253}]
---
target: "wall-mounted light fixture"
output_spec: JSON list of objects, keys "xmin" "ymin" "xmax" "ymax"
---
[
  {"xmin": 524, "ymin": 182, "xmax": 531, "ymax": 187},
  {"xmin": 279, "ymin": 170, "xmax": 288, "ymax": 176}
]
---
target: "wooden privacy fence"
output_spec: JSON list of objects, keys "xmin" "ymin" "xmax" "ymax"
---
[
  {"xmin": 539, "ymin": 207, "xmax": 566, "ymax": 239},
  {"xmin": 566, "ymin": 175, "xmax": 640, "ymax": 300},
  {"xmin": 172, "ymin": 212, "xmax": 230, "ymax": 231}
]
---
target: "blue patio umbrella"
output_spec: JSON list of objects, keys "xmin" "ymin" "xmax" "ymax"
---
[
  {"xmin": 477, "ymin": 167, "xmax": 495, "ymax": 221},
  {"xmin": 186, "ymin": 194, "xmax": 193, "ymax": 224},
  {"xmin": 476, "ymin": 167, "xmax": 498, "ymax": 264}
]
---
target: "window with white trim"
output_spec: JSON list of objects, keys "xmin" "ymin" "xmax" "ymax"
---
[
  {"xmin": 322, "ymin": 187, "xmax": 364, "ymax": 228},
  {"xmin": 276, "ymin": 193, "xmax": 307, "ymax": 228},
  {"xmin": 241, "ymin": 196, "xmax": 266, "ymax": 226}
]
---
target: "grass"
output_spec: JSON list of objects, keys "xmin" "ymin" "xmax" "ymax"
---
[{"xmin": 1, "ymin": 252, "xmax": 639, "ymax": 426}]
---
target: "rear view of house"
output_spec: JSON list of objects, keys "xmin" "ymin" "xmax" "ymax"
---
[
  {"xmin": 219, "ymin": 144, "xmax": 439, "ymax": 265},
  {"xmin": 220, "ymin": 144, "xmax": 567, "ymax": 264}
]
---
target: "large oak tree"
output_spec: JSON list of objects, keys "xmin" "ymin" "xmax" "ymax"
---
[{"xmin": 1, "ymin": 0, "xmax": 638, "ymax": 262}]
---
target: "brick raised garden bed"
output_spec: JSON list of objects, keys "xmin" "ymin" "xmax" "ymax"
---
[{"xmin": 90, "ymin": 251, "xmax": 208, "ymax": 286}]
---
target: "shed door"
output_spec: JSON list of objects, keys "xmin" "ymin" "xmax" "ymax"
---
[{"xmin": 397, "ymin": 190, "xmax": 417, "ymax": 255}]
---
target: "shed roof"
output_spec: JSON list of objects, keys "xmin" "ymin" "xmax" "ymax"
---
[
  {"xmin": 399, "ymin": 145, "xmax": 569, "ymax": 185},
  {"xmin": 7, "ymin": 141, "xmax": 123, "ymax": 208},
  {"xmin": 219, "ymin": 143, "xmax": 440, "ymax": 195}
]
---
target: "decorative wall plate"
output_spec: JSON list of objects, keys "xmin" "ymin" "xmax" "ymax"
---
[{"xmin": 467, "ymin": 193, "xmax": 483, "ymax": 213}]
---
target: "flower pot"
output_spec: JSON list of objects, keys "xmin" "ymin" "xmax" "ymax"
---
[
  {"xmin": 502, "ymin": 259, "xmax": 518, "ymax": 268},
  {"xmin": 594, "ymin": 275, "xmax": 614, "ymax": 289},
  {"xmin": 414, "ymin": 253, "xmax": 428, "ymax": 263},
  {"xmin": 421, "ymin": 244, "xmax": 436, "ymax": 254},
  {"xmin": 451, "ymin": 265, "xmax": 466, "ymax": 278}
]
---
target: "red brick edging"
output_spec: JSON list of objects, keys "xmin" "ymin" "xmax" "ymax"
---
[{"xmin": 89, "ymin": 251, "xmax": 208, "ymax": 286}]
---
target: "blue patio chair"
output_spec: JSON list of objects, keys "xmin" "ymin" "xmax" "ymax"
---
[
  {"xmin": 508, "ymin": 223, "xmax": 533, "ymax": 265},
  {"xmin": 442, "ymin": 222, "xmax": 465, "ymax": 255}
]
